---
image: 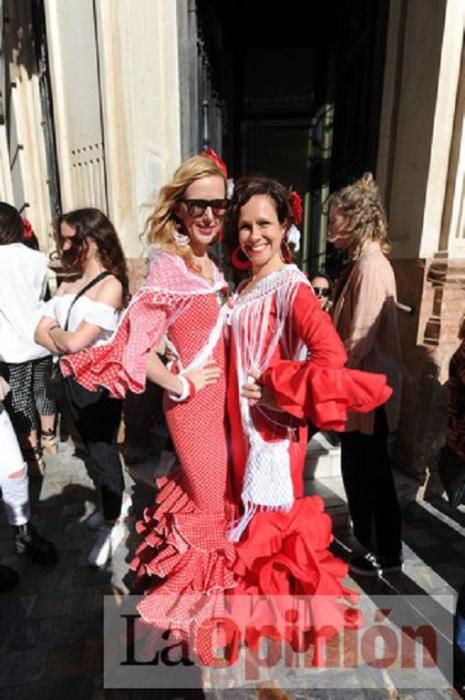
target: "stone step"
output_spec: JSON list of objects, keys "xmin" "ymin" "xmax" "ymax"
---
[{"xmin": 304, "ymin": 431, "xmax": 342, "ymax": 480}]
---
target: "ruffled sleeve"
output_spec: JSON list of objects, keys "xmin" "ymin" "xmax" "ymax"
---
[
  {"xmin": 60, "ymin": 288, "xmax": 183, "ymax": 398},
  {"xmin": 260, "ymin": 284, "xmax": 392, "ymax": 431},
  {"xmin": 82, "ymin": 301, "xmax": 119, "ymax": 331}
]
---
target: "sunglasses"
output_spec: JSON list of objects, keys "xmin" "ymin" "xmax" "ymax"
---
[
  {"xmin": 313, "ymin": 287, "xmax": 330, "ymax": 298},
  {"xmin": 180, "ymin": 198, "xmax": 229, "ymax": 218}
]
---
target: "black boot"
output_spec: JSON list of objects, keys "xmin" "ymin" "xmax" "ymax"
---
[
  {"xmin": 0, "ymin": 563, "xmax": 19, "ymax": 592},
  {"xmin": 13, "ymin": 523, "xmax": 58, "ymax": 566}
]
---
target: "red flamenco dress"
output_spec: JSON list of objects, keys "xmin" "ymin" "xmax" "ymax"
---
[
  {"xmin": 226, "ymin": 265, "xmax": 391, "ymax": 664},
  {"xmin": 61, "ymin": 250, "xmax": 236, "ymax": 651}
]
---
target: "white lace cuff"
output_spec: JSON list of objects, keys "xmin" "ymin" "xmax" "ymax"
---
[{"xmin": 168, "ymin": 375, "xmax": 190, "ymax": 402}]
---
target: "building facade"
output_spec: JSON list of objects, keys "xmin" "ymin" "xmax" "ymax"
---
[{"xmin": 0, "ymin": 0, "xmax": 464, "ymax": 486}]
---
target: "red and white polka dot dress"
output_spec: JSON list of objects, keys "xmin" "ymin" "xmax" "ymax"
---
[{"xmin": 61, "ymin": 252, "xmax": 236, "ymax": 647}]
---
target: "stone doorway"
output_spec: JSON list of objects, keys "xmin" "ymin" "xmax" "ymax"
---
[{"xmin": 188, "ymin": 0, "xmax": 389, "ymax": 275}]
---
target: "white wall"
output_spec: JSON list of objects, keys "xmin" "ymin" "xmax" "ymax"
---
[
  {"xmin": 377, "ymin": 0, "xmax": 465, "ymax": 259},
  {"xmin": 44, "ymin": 0, "xmax": 182, "ymax": 257},
  {"xmin": 45, "ymin": 0, "xmax": 107, "ymax": 213},
  {"xmin": 95, "ymin": 0, "xmax": 182, "ymax": 257}
]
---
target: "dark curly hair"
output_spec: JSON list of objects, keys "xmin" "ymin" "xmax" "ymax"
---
[
  {"xmin": 57, "ymin": 208, "xmax": 129, "ymax": 306},
  {"xmin": 224, "ymin": 176, "xmax": 293, "ymax": 253},
  {"xmin": 0, "ymin": 202, "xmax": 25, "ymax": 245}
]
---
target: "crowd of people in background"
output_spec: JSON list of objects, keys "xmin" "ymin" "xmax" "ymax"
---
[{"xmin": 0, "ymin": 153, "xmax": 463, "ymax": 696}]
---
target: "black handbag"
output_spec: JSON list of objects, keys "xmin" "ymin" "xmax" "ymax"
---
[
  {"xmin": 45, "ymin": 271, "xmax": 110, "ymax": 406},
  {"xmin": 438, "ymin": 443, "xmax": 465, "ymax": 509},
  {"xmin": 45, "ymin": 361, "xmax": 66, "ymax": 402}
]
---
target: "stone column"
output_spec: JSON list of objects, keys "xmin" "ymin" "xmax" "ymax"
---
[{"xmin": 377, "ymin": 0, "xmax": 465, "ymax": 484}]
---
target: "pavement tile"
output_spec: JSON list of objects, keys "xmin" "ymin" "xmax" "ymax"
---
[
  {"xmin": 17, "ymin": 683, "xmax": 56, "ymax": 700},
  {"xmin": 60, "ymin": 588, "xmax": 101, "ymax": 616},
  {"xmin": 71, "ymin": 564, "xmax": 114, "ymax": 590},
  {"xmin": 30, "ymin": 590, "xmax": 65, "ymax": 619},
  {"xmin": 0, "ymin": 686, "xmax": 24, "ymax": 700},
  {"xmin": 51, "ymin": 675, "xmax": 95, "ymax": 699},
  {"xmin": 0, "ymin": 647, "xmax": 49, "ymax": 687},
  {"xmin": 81, "ymin": 638, "xmax": 103, "ymax": 675},
  {"xmin": 45, "ymin": 643, "xmax": 85, "ymax": 678}
]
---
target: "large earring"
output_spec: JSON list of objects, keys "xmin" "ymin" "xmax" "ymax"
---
[
  {"xmin": 231, "ymin": 246, "xmax": 251, "ymax": 270},
  {"xmin": 173, "ymin": 223, "xmax": 190, "ymax": 247},
  {"xmin": 281, "ymin": 239, "xmax": 292, "ymax": 263}
]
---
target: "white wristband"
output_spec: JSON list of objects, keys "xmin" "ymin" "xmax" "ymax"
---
[{"xmin": 168, "ymin": 375, "xmax": 190, "ymax": 402}]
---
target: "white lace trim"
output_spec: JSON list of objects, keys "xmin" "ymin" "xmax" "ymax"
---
[{"xmin": 228, "ymin": 265, "xmax": 311, "ymax": 541}]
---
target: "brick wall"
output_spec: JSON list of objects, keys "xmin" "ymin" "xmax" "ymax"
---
[{"xmin": 392, "ymin": 257, "xmax": 465, "ymax": 490}]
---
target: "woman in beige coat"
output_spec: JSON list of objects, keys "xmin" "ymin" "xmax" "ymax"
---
[{"xmin": 328, "ymin": 172, "xmax": 403, "ymax": 577}]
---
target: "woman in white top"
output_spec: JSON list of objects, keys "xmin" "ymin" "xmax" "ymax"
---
[
  {"xmin": 35, "ymin": 208, "xmax": 130, "ymax": 568},
  {"xmin": 0, "ymin": 202, "xmax": 57, "ymax": 473}
]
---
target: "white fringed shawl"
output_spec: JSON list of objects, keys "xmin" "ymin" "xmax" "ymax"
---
[{"xmin": 228, "ymin": 265, "xmax": 311, "ymax": 541}]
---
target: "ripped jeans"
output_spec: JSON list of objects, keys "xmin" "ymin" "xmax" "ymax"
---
[{"xmin": 0, "ymin": 402, "xmax": 30, "ymax": 526}]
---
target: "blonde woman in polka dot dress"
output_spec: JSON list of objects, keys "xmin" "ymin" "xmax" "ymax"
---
[{"xmin": 61, "ymin": 155, "xmax": 234, "ymax": 654}]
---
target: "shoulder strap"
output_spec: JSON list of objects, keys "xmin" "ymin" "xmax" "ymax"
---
[{"xmin": 64, "ymin": 271, "xmax": 111, "ymax": 330}]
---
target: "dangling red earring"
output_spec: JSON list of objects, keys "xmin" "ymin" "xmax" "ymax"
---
[
  {"xmin": 231, "ymin": 246, "xmax": 251, "ymax": 270},
  {"xmin": 281, "ymin": 239, "xmax": 292, "ymax": 263}
]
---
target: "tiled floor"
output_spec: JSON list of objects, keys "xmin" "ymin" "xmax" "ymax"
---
[{"xmin": 0, "ymin": 438, "xmax": 463, "ymax": 699}]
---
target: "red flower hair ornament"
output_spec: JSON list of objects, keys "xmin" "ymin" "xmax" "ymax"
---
[
  {"xmin": 204, "ymin": 147, "xmax": 228, "ymax": 178},
  {"xmin": 289, "ymin": 190, "xmax": 303, "ymax": 225},
  {"xmin": 286, "ymin": 190, "xmax": 303, "ymax": 254}
]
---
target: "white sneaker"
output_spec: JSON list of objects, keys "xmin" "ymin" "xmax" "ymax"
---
[
  {"xmin": 88, "ymin": 524, "xmax": 112, "ymax": 567},
  {"xmin": 120, "ymin": 493, "xmax": 132, "ymax": 519},
  {"xmin": 85, "ymin": 494, "xmax": 132, "ymax": 531},
  {"xmin": 88, "ymin": 521, "xmax": 126, "ymax": 568}
]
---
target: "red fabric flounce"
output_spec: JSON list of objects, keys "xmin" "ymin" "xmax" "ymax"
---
[
  {"xmin": 228, "ymin": 496, "xmax": 362, "ymax": 665},
  {"xmin": 130, "ymin": 473, "xmax": 237, "ymax": 630},
  {"xmin": 261, "ymin": 361, "xmax": 392, "ymax": 431},
  {"xmin": 60, "ymin": 290, "xmax": 176, "ymax": 398}
]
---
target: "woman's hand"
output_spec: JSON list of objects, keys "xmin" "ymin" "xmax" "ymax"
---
[
  {"xmin": 241, "ymin": 370, "xmax": 284, "ymax": 412},
  {"xmin": 34, "ymin": 317, "xmax": 61, "ymax": 354},
  {"xmin": 184, "ymin": 360, "xmax": 221, "ymax": 393}
]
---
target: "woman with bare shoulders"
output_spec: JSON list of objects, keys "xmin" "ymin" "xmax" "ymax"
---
[{"xmin": 35, "ymin": 208, "xmax": 131, "ymax": 567}]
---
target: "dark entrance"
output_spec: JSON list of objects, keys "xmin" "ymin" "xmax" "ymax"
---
[{"xmin": 183, "ymin": 0, "xmax": 389, "ymax": 274}]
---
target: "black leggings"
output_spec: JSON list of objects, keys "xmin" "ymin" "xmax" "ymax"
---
[
  {"xmin": 340, "ymin": 407, "xmax": 402, "ymax": 560},
  {"xmin": 72, "ymin": 393, "xmax": 124, "ymax": 521}
]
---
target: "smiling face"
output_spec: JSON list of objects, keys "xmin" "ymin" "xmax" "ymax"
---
[
  {"xmin": 238, "ymin": 194, "xmax": 287, "ymax": 276},
  {"xmin": 176, "ymin": 175, "xmax": 226, "ymax": 254}
]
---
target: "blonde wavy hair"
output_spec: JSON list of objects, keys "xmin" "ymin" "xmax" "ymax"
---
[
  {"xmin": 146, "ymin": 155, "xmax": 227, "ymax": 272},
  {"xmin": 328, "ymin": 172, "xmax": 391, "ymax": 259}
]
